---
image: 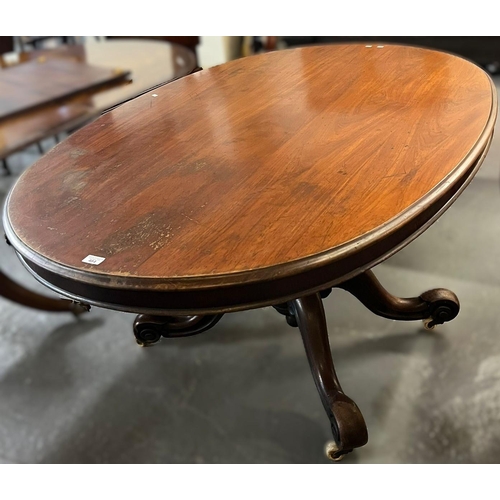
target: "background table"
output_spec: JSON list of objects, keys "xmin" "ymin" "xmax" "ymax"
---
[
  {"xmin": 0, "ymin": 39, "xmax": 197, "ymax": 161},
  {"xmin": 0, "ymin": 57, "xmax": 130, "ymax": 120}
]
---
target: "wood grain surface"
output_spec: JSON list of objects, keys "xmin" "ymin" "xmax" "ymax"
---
[{"xmin": 5, "ymin": 44, "xmax": 497, "ymax": 293}]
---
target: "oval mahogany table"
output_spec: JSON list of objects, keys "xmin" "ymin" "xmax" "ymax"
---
[{"xmin": 3, "ymin": 44, "xmax": 497, "ymax": 461}]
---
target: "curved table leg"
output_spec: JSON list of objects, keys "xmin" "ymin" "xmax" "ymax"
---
[
  {"xmin": 133, "ymin": 314, "xmax": 224, "ymax": 346},
  {"xmin": 336, "ymin": 270, "xmax": 460, "ymax": 329},
  {"xmin": 291, "ymin": 293, "xmax": 368, "ymax": 461},
  {"xmin": 0, "ymin": 270, "xmax": 89, "ymax": 316}
]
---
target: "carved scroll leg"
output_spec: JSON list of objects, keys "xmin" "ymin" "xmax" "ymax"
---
[
  {"xmin": 291, "ymin": 293, "xmax": 368, "ymax": 461},
  {"xmin": 0, "ymin": 270, "xmax": 89, "ymax": 316},
  {"xmin": 336, "ymin": 270, "xmax": 460, "ymax": 329},
  {"xmin": 133, "ymin": 314, "xmax": 224, "ymax": 347}
]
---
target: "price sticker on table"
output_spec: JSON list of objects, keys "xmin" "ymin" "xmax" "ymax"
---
[{"xmin": 82, "ymin": 255, "xmax": 106, "ymax": 265}]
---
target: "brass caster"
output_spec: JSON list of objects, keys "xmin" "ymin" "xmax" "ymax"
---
[
  {"xmin": 135, "ymin": 340, "xmax": 160, "ymax": 348},
  {"xmin": 135, "ymin": 338, "xmax": 161, "ymax": 348},
  {"xmin": 134, "ymin": 328, "xmax": 162, "ymax": 347},
  {"xmin": 324, "ymin": 441, "xmax": 348, "ymax": 462},
  {"xmin": 423, "ymin": 318, "xmax": 436, "ymax": 330}
]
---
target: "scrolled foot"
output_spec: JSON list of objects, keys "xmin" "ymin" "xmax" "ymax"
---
[
  {"xmin": 325, "ymin": 394, "xmax": 368, "ymax": 461},
  {"xmin": 134, "ymin": 322, "xmax": 162, "ymax": 347},
  {"xmin": 419, "ymin": 288, "xmax": 460, "ymax": 329},
  {"xmin": 133, "ymin": 314, "xmax": 224, "ymax": 347},
  {"xmin": 325, "ymin": 441, "xmax": 345, "ymax": 461},
  {"xmin": 337, "ymin": 270, "xmax": 460, "ymax": 328}
]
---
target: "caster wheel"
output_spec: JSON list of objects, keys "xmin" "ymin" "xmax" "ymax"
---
[
  {"xmin": 423, "ymin": 318, "xmax": 436, "ymax": 331},
  {"xmin": 135, "ymin": 328, "xmax": 162, "ymax": 347},
  {"xmin": 324, "ymin": 441, "xmax": 346, "ymax": 462}
]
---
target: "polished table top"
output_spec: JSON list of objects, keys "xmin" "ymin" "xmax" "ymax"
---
[
  {"xmin": 4, "ymin": 44, "xmax": 497, "ymax": 313},
  {"xmin": 0, "ymin": 39, "xmax": 197, "ymax": 158}
]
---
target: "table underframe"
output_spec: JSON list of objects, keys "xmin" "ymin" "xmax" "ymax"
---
[{"xmin": 131, "ymin": 268, "xmax": 459, "ymax": 461}]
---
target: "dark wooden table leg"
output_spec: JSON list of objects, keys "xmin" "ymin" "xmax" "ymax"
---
[
  {"xmin": 0, "ymin": 270, "xmax": 89, "ymax": 316},
  {"xmin": 291, "ymin": 293, "xmax": 368, "ymax": 461},
  {"xmin": 336, "ymin": 269, "xmax": 460, "ymax": 329},
  {"xmin": 133, "ymin": 314, "xmax": 224, "ymax": 346}
]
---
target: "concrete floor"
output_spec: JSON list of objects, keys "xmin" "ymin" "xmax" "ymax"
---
[{"xmin": 1, "ymin": 76, "xmax": 500, "ymax": 464}]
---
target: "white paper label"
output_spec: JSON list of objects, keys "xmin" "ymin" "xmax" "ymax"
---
[{"xmin": 82, "ymin": 255, "xmax": 105, "ymax": 265}]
